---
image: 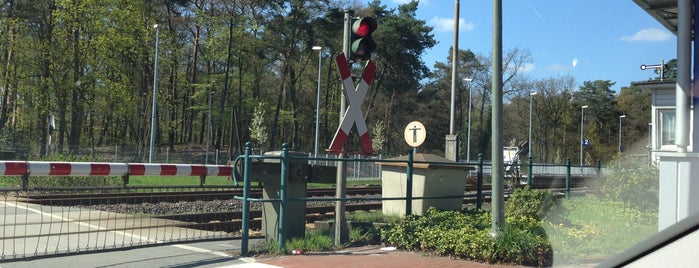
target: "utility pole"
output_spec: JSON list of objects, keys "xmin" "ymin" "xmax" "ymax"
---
[
  {"xmin": 334, "ymin": 11, "xmax": 353, "ymax": 246},
  {"xmin": 445, "ymin": 0, "xmax": 460, "ymax": 161},
  {"xmin": 491, "ymin": 0, "xmax": 504, "ymax": 235}
]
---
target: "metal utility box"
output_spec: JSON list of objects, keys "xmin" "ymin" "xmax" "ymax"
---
[
  {"xmin": 249, "ymin": 151, "xmax": 309, "ymax": 241},
  {"xmin": 380, "ymin": 153, "xmax": 471, "ymax": 216}
]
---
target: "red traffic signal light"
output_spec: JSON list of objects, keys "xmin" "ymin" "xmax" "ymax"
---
[{"xmin": 351, "ymin": 17, "xmax": 377, "ymax": 61}]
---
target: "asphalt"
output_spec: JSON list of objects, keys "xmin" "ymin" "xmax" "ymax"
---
[
  {"xmin": 0, "ymin": 240, "xmax": 250, "ymax": 268},
  {"xmin": 0, "ymin": 239, "xmax": 526, "ymax": 268}
]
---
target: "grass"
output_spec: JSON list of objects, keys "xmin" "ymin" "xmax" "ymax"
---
[
  {"xmin": 308, "ymin": 179, "xmax": 381, "ymax": 188},
  {"xmin": 128, "ymin": 176, "xmax": 378, "ymax": 188},
  {"xmin": 128, "ymin": 176, "xmax": 235, "ymax": 186},
  {"xmin": 346, "ymin": 210, "xmax": 401, "ymax": 224},
  {"xmin": 255, "ymin": 230, "xmax": 338, "ymax": 255},
  {"xmin": 544, "ymin": 195, "xmax": 658, "ymax": 264}
]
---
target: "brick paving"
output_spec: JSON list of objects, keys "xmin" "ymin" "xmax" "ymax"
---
[{"xmin": 255, "ymin": 246, "xmax": 519, "ymax": 268}]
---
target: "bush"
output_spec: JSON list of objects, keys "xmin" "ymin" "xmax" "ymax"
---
[
  {"xmin": 600, "ymin": 158, "xmax": 658, "ymax": 211},
  {"xmin": 381, "ymin": 207, "xmax": 553, "ymax": 266},
  {"xmin": 505, "ymin": 186, "xmax": 560, "ymax": 221}
]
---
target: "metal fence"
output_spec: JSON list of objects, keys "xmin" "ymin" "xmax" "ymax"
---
[
  {"xmin": 0, "ymin": 186, "xmax": 241, "ymax": 261},
  {"xmin": 0, "ymin": 146, "xmax": 603, "ymax": 261},
  {"xmin": 234, "ymin": 145, "xmax": 604, "ymax": 254}
]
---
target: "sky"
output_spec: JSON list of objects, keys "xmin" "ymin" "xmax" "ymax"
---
[{"xmin": 385, "ymin": 0, "xmax": 677, "ymax": 92}]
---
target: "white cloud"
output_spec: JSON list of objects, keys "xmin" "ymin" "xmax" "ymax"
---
[
  {"xmin": 620, "ymin": 28, "xmax": 673, "ymax": 42},
  {"xmin": 429, "ymin": 17, "xmax": 475, "ymax": 32},
  {"xmin": 521, "ymin": 63, "xmax": 536, "ymax": 73},
  {"xmin": 572, "ymin": 58, "xmax": 578, "ymax": 68}
]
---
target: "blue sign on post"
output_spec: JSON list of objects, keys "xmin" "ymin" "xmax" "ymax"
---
[{"xmin": 582, "ymin": 139, "xmax": 590, "ymax": 148}]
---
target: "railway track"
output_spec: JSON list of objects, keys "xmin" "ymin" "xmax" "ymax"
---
[
  {"xmin": 16, "ymin": 185, "xmax": 383, "ymax": 206},
  {"xmin": 153, "ymin": 194, "xmax": 505, "ymax": 233},
  {"xmin": 16, "ymin": 181, "xmax": 581, "ymax": 207},
  {"xmin": 14, "ymin": 184, "xmax": 583, "ymax": 234}
]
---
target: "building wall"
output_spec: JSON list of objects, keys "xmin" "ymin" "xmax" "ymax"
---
[{"xmin": 645, "ymin": 82, "xmax": 694, "ymax": 162}]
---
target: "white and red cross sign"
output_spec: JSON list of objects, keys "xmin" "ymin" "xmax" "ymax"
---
[{"xmin": 327, "ymin": 53, "xmax": 376, "ymax": 155}]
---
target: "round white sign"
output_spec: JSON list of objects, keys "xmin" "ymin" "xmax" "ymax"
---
[{"xmin": 404, "ymin": 121, "xmax": 427, "ymax": 147}]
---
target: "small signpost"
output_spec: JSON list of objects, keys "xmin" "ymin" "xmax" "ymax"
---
[
  {"xmin": 404, "ymin": 121, "xmax": 426, "ymax": 148},
  {"xmin": 402, "ymin": 121, "xmax": 426, "ymax": 216}
]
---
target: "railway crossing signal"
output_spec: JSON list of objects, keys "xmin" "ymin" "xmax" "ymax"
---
[
  {"xmin": 350, "ymin": 17, "xmax": 377, "ymax": 61},
  {"xmin": 328, "ymin": 53, "xmax": 376, "ymax": 155}
]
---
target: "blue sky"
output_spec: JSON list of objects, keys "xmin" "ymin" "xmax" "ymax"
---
[{"xmin": 385, "ymin": 0, "xmax": 677, "ymax": 91}]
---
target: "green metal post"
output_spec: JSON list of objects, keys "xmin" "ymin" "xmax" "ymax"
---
[
  {"xmin": 477, "ymin": 153, "xmax": 483, "ymax": 209},
  {"xmin": 241, "ymin": 142, "xmax": 252, "ymax": 255},
  {"xmin": 406, "ymin": 148, "xmax": 414, "ymax": 215},
  {"xmin": 565, "ymin": 157, "xmax": 571, "ymax": 199},
  {"xmin": 278, "ymin": 144, "xmax": 289, "ymax": 249},
  {"xmin": 527, "ymin": 156, "xmax": 532, "ymax": 187}
]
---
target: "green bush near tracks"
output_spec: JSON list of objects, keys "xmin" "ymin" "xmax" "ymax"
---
[
  {"xmin": 599, "ymin": 157, "xmax": 659, "ymax": 212},
  {"xmin": 380, "ymin": 187, "xmax": 556, "ymax": 267}
]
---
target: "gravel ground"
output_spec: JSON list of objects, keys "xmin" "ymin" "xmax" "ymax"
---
[{"xmin": 81, "ymin": 194, "xmax": 381, "ymax": 215}]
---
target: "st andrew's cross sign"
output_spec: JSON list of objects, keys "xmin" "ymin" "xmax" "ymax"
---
[{"xmin": 327, "ymin": 53, "xmax": 376, "ymax": 155}]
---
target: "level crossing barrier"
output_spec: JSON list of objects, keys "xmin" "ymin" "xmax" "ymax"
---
[
  {"xmin": 0, "ymin": 161, "xmax": 233, "ymax": 190},
  {"xmin": 0, "ymin": 161, "xmax": 237, "ymax": 261}
]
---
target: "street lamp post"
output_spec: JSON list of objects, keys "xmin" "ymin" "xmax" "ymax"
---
[
  {"xmin": 580, "ymin": 105, "xmax": 589, "ymax": 166},
  {"xmin": 529, "ymin": 92, "xmax": 537, "ymax": 159},
  {"xmin": 464, "ymin": 78, "xmax": 473, "ymax": 162},
  {"xmin": 312, "ymin": 46, "xmax": 322, "ymax": 159},
  {"xmin": 206, "ymin": 90, "xmax": 214, "ymax": 164},
  {"xmin": 149, "ymin": 24, "xmax": 160, "ymax": 163},
  {"xmin": 619, "ymin": 115, "xmax": 626, "ymax": 152}
]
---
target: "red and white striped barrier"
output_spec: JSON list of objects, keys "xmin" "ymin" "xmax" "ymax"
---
[{"xmin": 0, "ymin": 161, "xmax": 233, "ymax": 177}]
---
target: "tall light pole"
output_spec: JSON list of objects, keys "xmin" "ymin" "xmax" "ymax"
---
[
  {"xmin": 464, "ymin": 78, "xmax": 473, "ymax": 162},
  {"xmin": 580, "ymin": 105, "xmax": 589, "ymax": 166},
  {"xmin": 529, "ymin": 92, "xmax": 537, "ymax": 159},
  {"xmin": 312, "ymin": 46, "xmax": 322, "ymax": 159},
  {"xmin": 445, "ymin": 0, "xmax": 460, "ymax": 162},
  {"xmin": 619, "ymin": 115, "xmax": 626, "ymax": 152},
  {"xmin": 149, "ymin": 24, "xmax": 160, "ymax": 163},
  {"xmin": 206, "ymin": 90, "xmax": 214, "ymax": 164}
]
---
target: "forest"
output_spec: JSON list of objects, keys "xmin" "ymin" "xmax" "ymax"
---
[{"xmin": 0, "ymin": 0, "xmax": 657, "ymax": 164}]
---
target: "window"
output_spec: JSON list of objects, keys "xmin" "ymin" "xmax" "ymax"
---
[{"xmin": 659, "ymin": 109, "xmax": 676, "ymax": 147}]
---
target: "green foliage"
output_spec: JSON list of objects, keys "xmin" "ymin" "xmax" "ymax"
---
[
  {"xmin": 600, "ymin": 158, "xmax": 658, "ymax": 211},
  {"xmin": 505, "ymin": 186, "xmax": 560, "ymax": 221},
  {"xmin": 575, "ymin": 80, "xmax": 621, "ymax": 162},
  {"xmin": 285, "ymin": 230, "xmax": 336, "ymax": 252},
  {"xmin": 128, "ymin": 176, "xmax": 232, "ymax": 186},
  {"xmin": 346, "ymin": 210, "xmax": 401, "ymax": 224},
  {"xmin": 0, "ymin": 128, "xmax": 32, "ymax": 159},
  {"xmin": 349, "ymin": 226, "xmax": 381, "ymax": 246},
  {"xmin": 24, "ymin": 176, "xmax": 121, "ymax": 188},
  {"xmin": 249, "ymin": 102, "xmax": 269, "ymax": 150},
  {"xmin": 380, "ymin": 208, "xmax": 552, "ymax": 266},
  {"xmin": 493, "ymin": 224, "xmax": 553, "ymax": 267},
  {"xmin": 371, "ymin": 120, "xmax": 386, "ymax": 154},
  {"xmin": 258, "ymin": 230, "xmax": 337, "ymax": 256},
  {"xmin": 544, "ymin": 196, "xmax": 657, "ymax": 264}
]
